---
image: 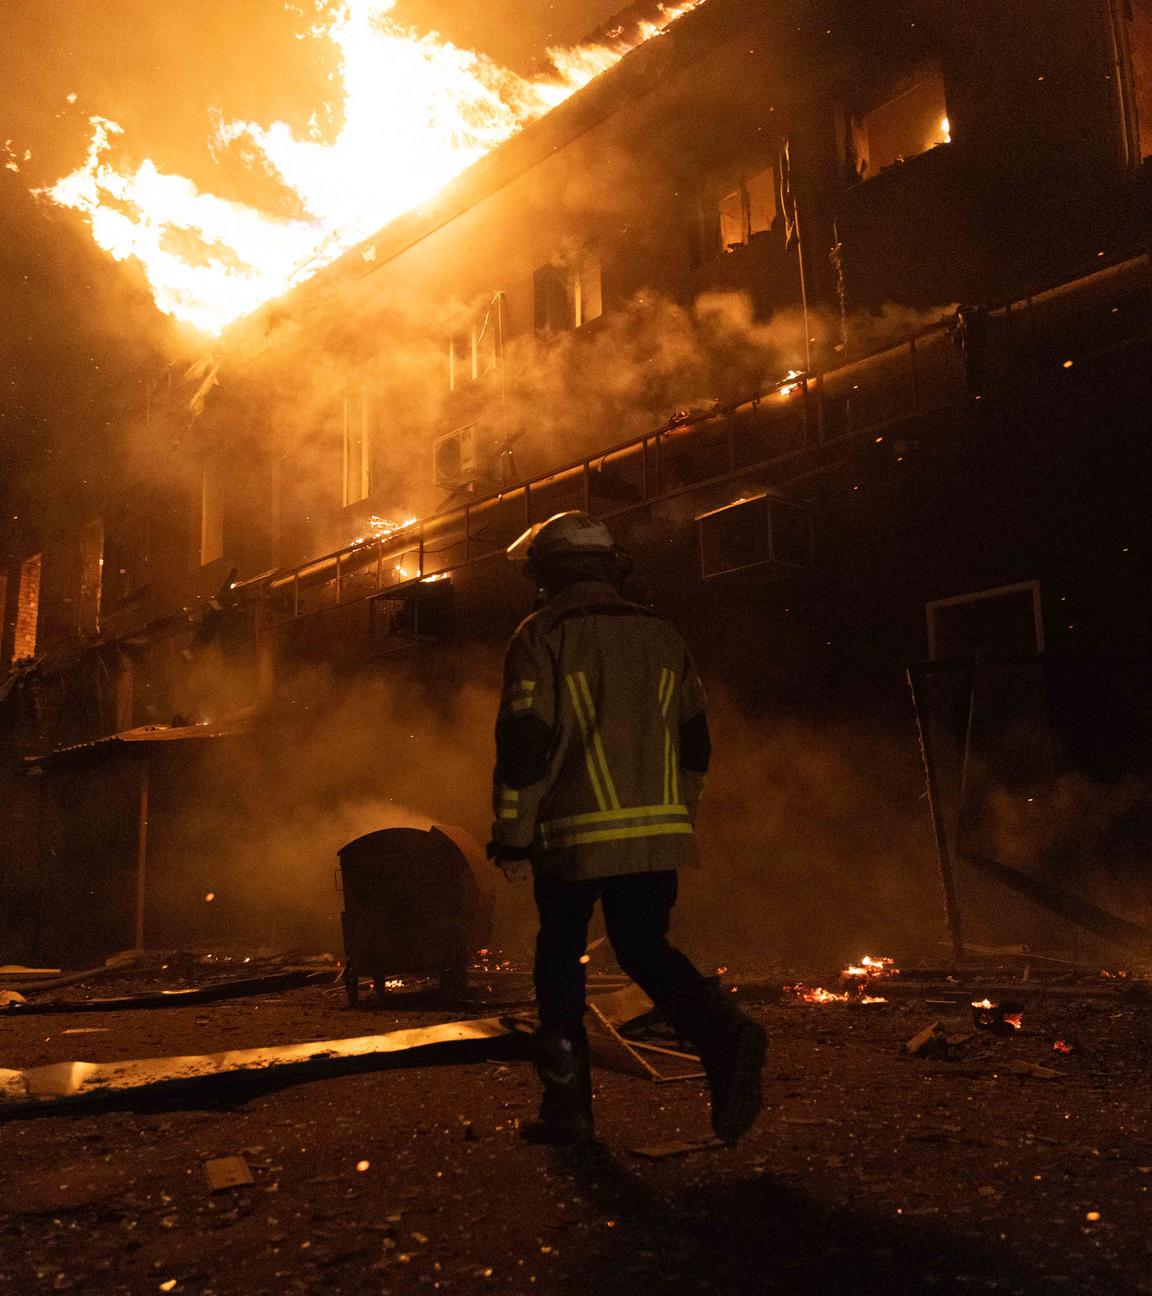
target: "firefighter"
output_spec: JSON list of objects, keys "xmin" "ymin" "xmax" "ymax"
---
[{"xmin": 488, "ymin": 510, "xmax": 767, "ymax": 1145}]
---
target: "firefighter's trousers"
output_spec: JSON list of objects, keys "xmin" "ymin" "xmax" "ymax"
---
[{"xmin": 532, "ymin": 870, "xmax": 741, "ymax": 1050}]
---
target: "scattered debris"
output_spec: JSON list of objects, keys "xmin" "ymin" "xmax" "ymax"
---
[
  {"xmin": 0, "ymin": 991, "xmax": 27, "ymax": 1008},
  {"xmin": 203, "ymin": 1155, "xmax": 255, "ymax": 1192},
  {"xmin": 3, "ymin": 968, "xmax": 331, "ymax": 1015},
  {"xmin": 1002, "ymin": 1060, "xmax": 1063, "ymax": 1080},
  {"xmin": 628, "ymin": 1138, "xmax": 721, "ymax": 1160},
  {"xmin": 0, "ymin": 949, "xmax": 143, "ymax": 995},
  {"xmin": 905, "ymin": 1022, "xmax": 950, "ymax": 1060},
  {"xmin": 60, "ymin": 1028, "xmax": 111, "ymax": 1036},
  {"xmin": 0, "ymin": 1016, "xmax": 519, "ymax": 1110}
]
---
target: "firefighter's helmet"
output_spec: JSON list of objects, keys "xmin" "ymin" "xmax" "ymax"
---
[
  {"xmin": 507, "ymin": 511, "xmax": 628, "ymax": 588},
  {"xmin": 507, "ymin": 511, "xmax": 614, "ymax": 564}
]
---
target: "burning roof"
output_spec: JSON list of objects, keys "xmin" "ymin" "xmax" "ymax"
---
[{"xmin": 37, "ymin": 0, "xmax": 703, "ymax": 337}]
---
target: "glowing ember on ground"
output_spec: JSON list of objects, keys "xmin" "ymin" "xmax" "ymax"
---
[
  {"xmin": 38, "ymin": 0, "xmax": 700, "ymax": 335},
  {"xmin": 786, "ymin": 955, "xmax": 897, "ymax": 1006},
  {"xmin": 971, "ymin": 999, "xmax": 1024, "ymax": 1032},
  {"xmin": 1052, "ymin": 1039, "xmax": 1076, "ymax": 1055}
]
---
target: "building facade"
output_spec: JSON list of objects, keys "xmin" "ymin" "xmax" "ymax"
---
[{"xmin": 3, "ymin": 0, "xmax": 1152, "ymax": 965}]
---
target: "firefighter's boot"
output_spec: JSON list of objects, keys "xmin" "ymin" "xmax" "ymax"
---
[
  {"xmin": 701, "ymin": 1013, "xmax": 767, "ymax": 1145},
  {"xmin": 520, "ymin": 1033, "xmax": 595, "ymax": 1145}
]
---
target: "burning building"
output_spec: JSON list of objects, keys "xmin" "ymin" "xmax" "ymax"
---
[{"xmin": 3, "ymin": 0, "xmax": 1152, "ymax": 967}]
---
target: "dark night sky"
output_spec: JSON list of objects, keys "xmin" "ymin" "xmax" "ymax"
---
[{"xmin": 0, "ymin": 1, "xmax": 631, "ymax": 553}]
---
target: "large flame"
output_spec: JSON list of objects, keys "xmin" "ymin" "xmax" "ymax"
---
[{"xmin": 39, "ymin": 0, "xmax": 699, "ymax": 337}]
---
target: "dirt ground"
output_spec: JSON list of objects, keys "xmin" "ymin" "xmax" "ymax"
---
[{"xmin": 2, "ymin": 964, "xmax": 1152, "ymax": 1296}]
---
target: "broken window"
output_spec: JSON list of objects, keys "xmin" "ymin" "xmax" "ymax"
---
[
  {"xmin": 534, "ymin": 246, "xmax": 603, "ymax": 334},
  {"xmin": 845, "ymin": 65, "xmax": 950, "ymax": 184},
  {"xmin": 1117, "ymin": 0, "xmax": 1152, "ymax": 161},
  {"xmin": 447, "ymin": 298, "xmax": 501, "ymax": 392},
  {"xmin": 78, "ymin": 519, "xmax": 104, "ymax": 637},
  {"xmin": 342, "ymin": 389, "xmax": 372, "ymax": 507},
  {"xmin": 200, "ymin": 467, "xmax": 224, "ymax": 567},
  {"xmin": 718, "ymin": 165, "xmax": 778, "ymax": 252},
  {"xmin": 12, "ymin": 553, "xmax": 41, "ymax": 662}
]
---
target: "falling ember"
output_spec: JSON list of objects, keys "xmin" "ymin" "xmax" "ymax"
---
[
  {"xmin": 38, "ymin": 0, "xmax": 701, "ymax": 336},
  {"xmin": 204, "ymin": 892, "xmax": 216, "ymax": 903}
]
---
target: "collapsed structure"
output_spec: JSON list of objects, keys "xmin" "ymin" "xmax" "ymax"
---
[{"xmin": 3, "ymin": 0, "xmax": 1152, "ymax": 967}]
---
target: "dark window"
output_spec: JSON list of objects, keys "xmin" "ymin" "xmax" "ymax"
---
[
  {"xmin": 926, "ymin": 582, "xmax": 1044, "ymax": 660},
  {"xmin": 533, "ymin": 247, "xmax": 602, "ymax": 334}
]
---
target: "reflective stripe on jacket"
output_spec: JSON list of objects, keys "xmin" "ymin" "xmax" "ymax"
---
[{"xmin": 491, "ymin": 580, "xmax": 711, "ymax": 881}]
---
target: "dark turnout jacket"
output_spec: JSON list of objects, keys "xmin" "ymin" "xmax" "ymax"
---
[{"xmin": 491, "ymin": 581, "xmax": 712, "ymax": 881}]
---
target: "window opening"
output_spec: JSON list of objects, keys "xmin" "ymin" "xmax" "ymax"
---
[
  {"xmin": 448, "ymin": 299, "xmax": 502, "ymax": 391},
  {"xmin": 847, "ymin": 67, "xmax": 950, "ymax": 183},
  {"xmin": 718, "ymin": 165, "xmax": 777, "ymax": 252},
  {"xmin": 534, "ymin": 246, "xmax": 602, "ymax": 333},
  {"xmin": 13, "ymin": 553, "xmax": 41, "ymax": 662},
  {"xmin": 926, "ymin": 581, "xmax": 1044, "ymax": 660}
]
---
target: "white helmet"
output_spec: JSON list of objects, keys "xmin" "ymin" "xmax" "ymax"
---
[{"xmin": 507, "ymin": 511, "xmax": 616, "ymax": 566}]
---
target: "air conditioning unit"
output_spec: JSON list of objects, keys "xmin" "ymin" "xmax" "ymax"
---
[
  {"xmin": 433, "ymin": 424, "xmax": 478, "ymax": 487},
  {"xmin": 695, "ymin": 491, "xmax": 811, "ymax": 579}
]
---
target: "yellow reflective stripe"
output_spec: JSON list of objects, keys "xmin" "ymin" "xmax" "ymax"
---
[
  {"xmin": 566, "ymin": 674, "xmax": 608, "ymax": 812},
  {"xmin": 498, "ymin": 789, "xmax": 519, "ymax": 805},
  {"xmin": 509, "ymin": 697, "xmax": 534, "ymax": 712},
  {"xmin": 542, "ymin": 804, "xmax": 690, "ymax": 832},
  {"xmin": 576, "ymin": 672, "xmax": 620, "ymax": 810},
  {"xmin": 498, "ymin": 809, "xmax": 519, "ymax": 820},
  {"xmin": 659, "ymin": 668, "xmax": 678, "ymax": 805},
  {"xmin": 518, "ymin": 680, "xmax": 536, "ymax": 691},
  {"xmin": 544, "ymin": 822, "xmax": 695, "ymax": 850}
]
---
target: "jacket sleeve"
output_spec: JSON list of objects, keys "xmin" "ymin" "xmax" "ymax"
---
[
  {"xmin": 491, "ymin": 622, "xmax": 557, "ymax": 855},
  {"xmin": 677, "ymin": 646, "xmax": 711, "ymax": 819}
]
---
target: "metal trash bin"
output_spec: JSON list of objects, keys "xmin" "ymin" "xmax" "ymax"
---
[{"xmin": 337, "ymin": 824, "xmax": 493, "ymax": 1005}]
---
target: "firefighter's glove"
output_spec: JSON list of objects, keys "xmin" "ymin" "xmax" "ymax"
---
[{"xmin": 486, "ymin": 841, "xmax": 533, "ymax": 882}]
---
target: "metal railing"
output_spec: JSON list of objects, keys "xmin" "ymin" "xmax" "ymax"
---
[{"xmin": 254, "ymin": 245, "xmax": 1151, "ymax": 629}]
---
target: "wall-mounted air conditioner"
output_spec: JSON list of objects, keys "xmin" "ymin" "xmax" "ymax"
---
[
  {"xmin": 433, "ymin": 424, "xmax": 478, "ymax": 487},
  {"xmin": 695, "ymin": 491, "xmax": 812, "ymax": 579}
]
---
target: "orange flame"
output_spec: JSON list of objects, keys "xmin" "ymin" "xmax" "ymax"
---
[{"xmin": 38, "ymin": 0, "xmax": 700, "ymax": 336}]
